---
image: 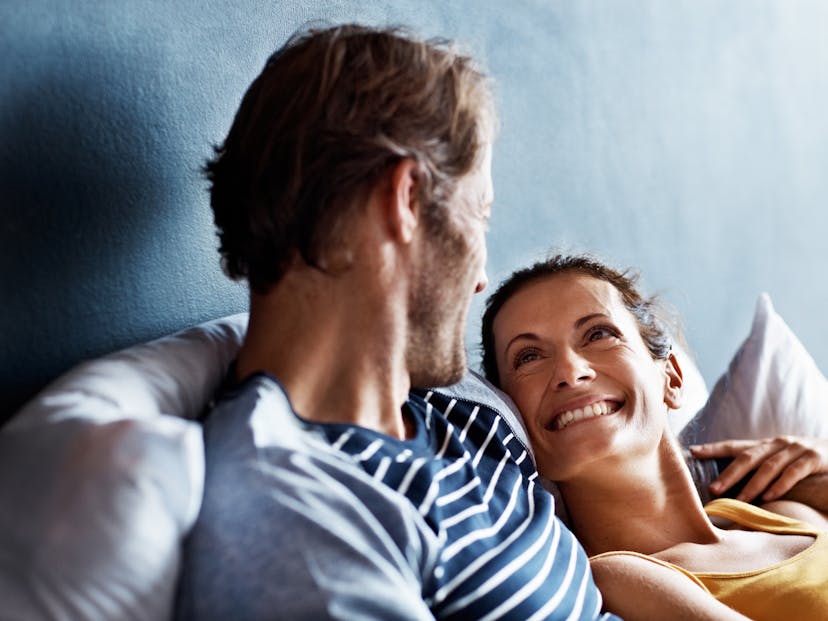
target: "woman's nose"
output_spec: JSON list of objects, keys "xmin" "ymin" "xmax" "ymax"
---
[{"xmin": 551, "ymin": 349, "xmax": 595, "ymax": 389}]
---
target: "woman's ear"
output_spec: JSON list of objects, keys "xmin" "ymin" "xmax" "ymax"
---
[
  {"xmin": 663, "ymin": 352, "xmax": 684, "ymax": 410},
  {"xmin": 384, "ymin": 158, "xmax": 420, "ymax": 243}
]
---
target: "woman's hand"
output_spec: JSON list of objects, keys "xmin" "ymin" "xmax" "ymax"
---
[{"xmin": 690, "ymin": 436, "xmax": 828, "ymax": 502}]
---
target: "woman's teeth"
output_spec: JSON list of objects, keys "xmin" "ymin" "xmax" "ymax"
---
[{"xmin": 552, "ymin": 400, "xmax": 618, "ymax": 430}]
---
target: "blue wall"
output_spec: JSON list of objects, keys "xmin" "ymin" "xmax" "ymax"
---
[{"xmin": 3, "ymin": 1, "xmax": 828, "ymax": 420}]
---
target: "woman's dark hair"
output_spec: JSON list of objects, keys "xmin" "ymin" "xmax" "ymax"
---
[
  {"xmin": 207, "ymin": 24, "xmax": 495, "ymax": 293},
  {"xmin": 481, "ymin": 254, "xmax": 674, "ymax": 387}
]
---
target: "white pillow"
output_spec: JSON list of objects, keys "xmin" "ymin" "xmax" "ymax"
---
[
  {"xmin": 0, "ymin": 313, "xmax": 247, "ymax": 621},
  {"xmin": 680, "ymin": 293, "xmax": 828, "ymax": 445}
]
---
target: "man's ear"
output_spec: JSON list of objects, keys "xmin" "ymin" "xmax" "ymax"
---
[
  {"xmin": 385, "ymin": 158, "xmax": 420, "ymax": 243},
  {"xmin": 663, "ymin": 352, "xmax": 684, "ymax": 410}
]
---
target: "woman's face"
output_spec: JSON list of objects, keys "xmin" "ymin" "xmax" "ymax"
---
[{"xmin": 491, "ymin": 272, "xmax": 681, "ymax": 481}]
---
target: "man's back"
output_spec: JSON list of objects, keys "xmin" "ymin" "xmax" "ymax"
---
[{"xmin": 176, "ymin": 373, "xmax": 615, "ymax": 620}]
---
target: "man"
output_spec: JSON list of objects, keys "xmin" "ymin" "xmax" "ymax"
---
[{"xmin": 175, "ymin": 24, "xmax": 749, "ymax": 620}]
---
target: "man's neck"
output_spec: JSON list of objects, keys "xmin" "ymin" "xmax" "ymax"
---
[{"xmin": 236, "ymin": 266, "xmax": 412, "ymax": 439}]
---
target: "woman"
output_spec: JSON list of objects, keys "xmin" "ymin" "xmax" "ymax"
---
[{"xmin": 481, "ymin": 254, "xmax": 828, "ymax": 621}]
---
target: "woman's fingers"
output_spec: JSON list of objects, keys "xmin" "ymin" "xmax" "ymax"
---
[
  {"xmin": 691, "ymin": 438, "xmax": 784, "ymax": 498},
  {"xmin": 689, "ymin": 439, "xmax": 754, "ymax": 459},
  {"xmin": 690, "ymin": 437, "xmax": 828, "ymax": 502},
  {"xmin": 760, "ymin": 453, "xmax": 821, "ymax": 500},
  {"xmin": 737, "ymin": 444, "xmax": 814, "ymax": 501}
]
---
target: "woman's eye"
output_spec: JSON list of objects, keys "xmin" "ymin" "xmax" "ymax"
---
[
  {"xmin": 513, "ymin": 349, "xmax": 541, "ymax": 369},
  {"xmin": 586, "ymin": 325, "xmax": 619, "ymax": 343}
]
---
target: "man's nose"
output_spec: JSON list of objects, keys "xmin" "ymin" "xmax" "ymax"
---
[{"xmin": 474, "ymin": 269, "xmax": 489, "ymax": 294}]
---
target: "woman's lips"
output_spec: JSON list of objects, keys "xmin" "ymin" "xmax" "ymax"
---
[{"xmin": 547, "ymin": 400, "xmax": 623, "ymax": 431}]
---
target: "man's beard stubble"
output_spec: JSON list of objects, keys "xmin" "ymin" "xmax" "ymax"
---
[
  {"xmin": 405, "ymin": 262, "xmax": 469, "ymax": 388},
  {"xmin": 406, "ymin": 205, "xmax": 476, "ymax": 388}
]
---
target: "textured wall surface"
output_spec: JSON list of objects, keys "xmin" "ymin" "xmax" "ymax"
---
[{"xmin": 3, "ymin": 1, "xmax": 828, "ymax": 420}]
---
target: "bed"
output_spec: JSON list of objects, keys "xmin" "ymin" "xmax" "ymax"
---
[{"xmin": 1, "ymin": 293, "xmax": 827, "ymax": 619}]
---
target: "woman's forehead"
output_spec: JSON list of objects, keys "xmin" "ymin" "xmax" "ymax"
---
[
  {"xmin": 491, "ymin": 272, "xmax": 644, "ymax": 348},
  {"xmin": 503, "ymin": 272, "xmax": 624, "ymax": 319}
]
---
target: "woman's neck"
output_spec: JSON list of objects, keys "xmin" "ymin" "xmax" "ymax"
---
[{"xmin": 558, "ymin": 434, "xmax": 721, "ymax": 556}]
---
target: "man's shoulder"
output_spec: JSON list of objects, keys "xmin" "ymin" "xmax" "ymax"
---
[
  {"xmin": 202, "ymin": 374, "xmax": 422, "ymax": 505},
  {"xmin": 414, "ymin": 371, "xmax": 534, "ymax": 457},
  {"xmin": 180, "ymin": 374, "xmax": 441, "ymax": 620},
  {"xmin": 203, "ymin": 372, "xmax": 319, "ymax": 452}
]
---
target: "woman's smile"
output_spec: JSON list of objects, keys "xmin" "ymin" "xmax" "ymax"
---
[{"xmin": 546, "ymin": 398, "xmax": 624, "ymax": 431}]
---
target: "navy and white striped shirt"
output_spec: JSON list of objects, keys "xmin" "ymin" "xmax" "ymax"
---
[
  {"xmin": 323, "ymin": 388, "xmax": 609, "ymax": 620},
  {"xmin": 176, "ymin": 373, "xmax": 618, "ymax": 621}
]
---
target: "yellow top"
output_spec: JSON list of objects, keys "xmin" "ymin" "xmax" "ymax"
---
[{"xmin": 591, "ymin": 498, "xmax": 828, "ymax": 621}]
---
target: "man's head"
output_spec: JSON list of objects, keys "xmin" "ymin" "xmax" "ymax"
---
[{"xmin": 207, "ymin": 24, "xmax": 496, "ymax": 295}]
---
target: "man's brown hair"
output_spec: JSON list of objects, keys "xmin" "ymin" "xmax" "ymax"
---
[{"xmin": 207, "ymin": 24, "xmax": 495, "ymax": 293}]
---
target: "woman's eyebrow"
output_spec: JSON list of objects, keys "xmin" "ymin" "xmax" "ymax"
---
[
  {"xmin": 574, "ymin": 313, "xmax": 609, "ymax": 329},
  {"xmin": 503, "ymin": 313, "xmax": 611, "ymax": 355},
  {"xmin": 504, "ymin": 332, "xmax": 540, "ymax": 355}
]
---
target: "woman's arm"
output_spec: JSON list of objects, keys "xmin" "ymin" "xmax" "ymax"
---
[
  {"xmin": 590, "ymin": 554, "xmax": 751, "ymax": 621},
  {"xmin": 760, "ymin": 478, "xmax": 828, "ymax": 530}
]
